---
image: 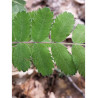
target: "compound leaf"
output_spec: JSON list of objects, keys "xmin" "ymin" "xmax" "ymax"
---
[
  {"xmin": 72, "ymin": 45, "xmax": 85, "ymax": 77},
  {"xmin": 51, "ymin": 12, "xmax": 74, "ymax": 42},
  {"xmin": 12, "ymin": 0, "xmax": 26, "ymax": 19},
  {"xmin": 72, "ymin": 24, "xmax": 85, "ymax": 43},
  {"xmin": 32, "ymin": 44, "xmax": 54, "ymax": 76},
  {"xmin": 12, "ymin": 11, "xmax": 31, "ymax": 42},
  {"xmin": 31, "ymin": 7, "xmax": 53, "ymax": 42},
  {"xmin": 12, "ymin": 43, "xmax": 31, "ymax": 71},
  {"xmin": 51, "ymin": 44, "xmax": 76, "ymax": 75}
]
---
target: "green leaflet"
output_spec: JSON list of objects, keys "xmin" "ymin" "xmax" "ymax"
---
[
  {"xmin": 12, "ymin": 43, "xmax": 31, "ymax": 71},
  {"xmin": 29, "ymin": 11, "xmax": 36, "ymax": 21},
  {"xmin": 72, "ymin": 24, "xmax": 85, "ymax": 43},
  {"xmin": 42, "ymin": 37, "xmax": 50, "ymax": 42},
  {"xmin": 42, "ymin": 37, "xmax": 51, "ymax": 47},
  {"xmin": 12, "ymin": 46, "xmax": 15, "ymax": 63},
  {"xmin": 51, "ymin": 12, "xmax": 74, "ymax": 42},
  {"xmin": 12, "ymin": 11, "xmax": 31, "ymax": 42},
  {"xmin": 51, "ymin": 44, "xmax": 76, "ymax": 75},
  {"xmin": 12, "ymin": 0, "xmax": 26, "ymax": 19},
  {"xmin": 72, "ymin": 45, "xmax": 85, "ymax": 77},
  {"xmin": 32, "ymin": 44, "xmax": 54, "ymax": 76},
  {"xmin": 12, "ymin": 31, "xmax": 15, "ymax": 42},
  {"xmin": 31, "ymin": 7, "xmax": 53, "ymax": 42}
]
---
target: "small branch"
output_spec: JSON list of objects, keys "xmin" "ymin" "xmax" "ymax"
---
[
  {"xmin": 12, "ymin": 41, "xmax": 85, "ymax": 46},
  {"xmin": 67, "ymin": 76, "xmax": 85, "ymax": 98},
  {"xmin": 54, "ymin": 68, "xmax": 85, "ymax": 98}
]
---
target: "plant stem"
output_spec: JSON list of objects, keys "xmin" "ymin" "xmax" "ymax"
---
[{"xmin": 12, "ymin": 41, "xmax": 85, "ymax": 46}]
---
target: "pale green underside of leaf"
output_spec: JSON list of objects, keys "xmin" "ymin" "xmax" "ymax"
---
[
  {"xmin": 51, "ymin": 12, "xmax": 74, "ymax": 42},
  {"xmin": 31, "ymin": 8, "xmax": 53, "ymax": 42},
  {"xmin": 32, "ymin": 44, "xmax": 54, "ymax": 76},
  {"xmin": 51, "ymin": 44, "xmax": 76, "ymax": 75},
  {"xmin": 12, "ymin": 0, "xmax": 26, "ymax": 19},
  {"xmin": 72, "ymin": 24, "xmax": 85, "ymax": 43},
  {"xmin": 72, "ymin": 45, "xmax": 85, "ymax": 77},
  {"xmin": 12, "ymin": 11, "xmax": 31, "ymax": 42},
  {"xmin": 12, "ymin": 43, "xmax": 31, "ymax": 71}
]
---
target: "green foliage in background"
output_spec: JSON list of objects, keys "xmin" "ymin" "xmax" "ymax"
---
[{"xmin": 12, "ymin": 0, "xmax": 26, "ymax": 19}]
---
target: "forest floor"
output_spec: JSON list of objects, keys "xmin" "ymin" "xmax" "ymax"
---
[{"xmin": 12, "ymin": 0, "xmax": 85, "ymax": 98}]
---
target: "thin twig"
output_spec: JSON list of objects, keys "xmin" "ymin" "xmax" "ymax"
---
[
  {"xmin": 67, "ymin": 76, "xmax": 85, "ymax": 98},
  {"xmin": 12, "ymin": 41, "xmax": 85, "ymax": 46},
  {"xmin": 54, "ymin": 68, "xmax": 85, "ymax": 98}
]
